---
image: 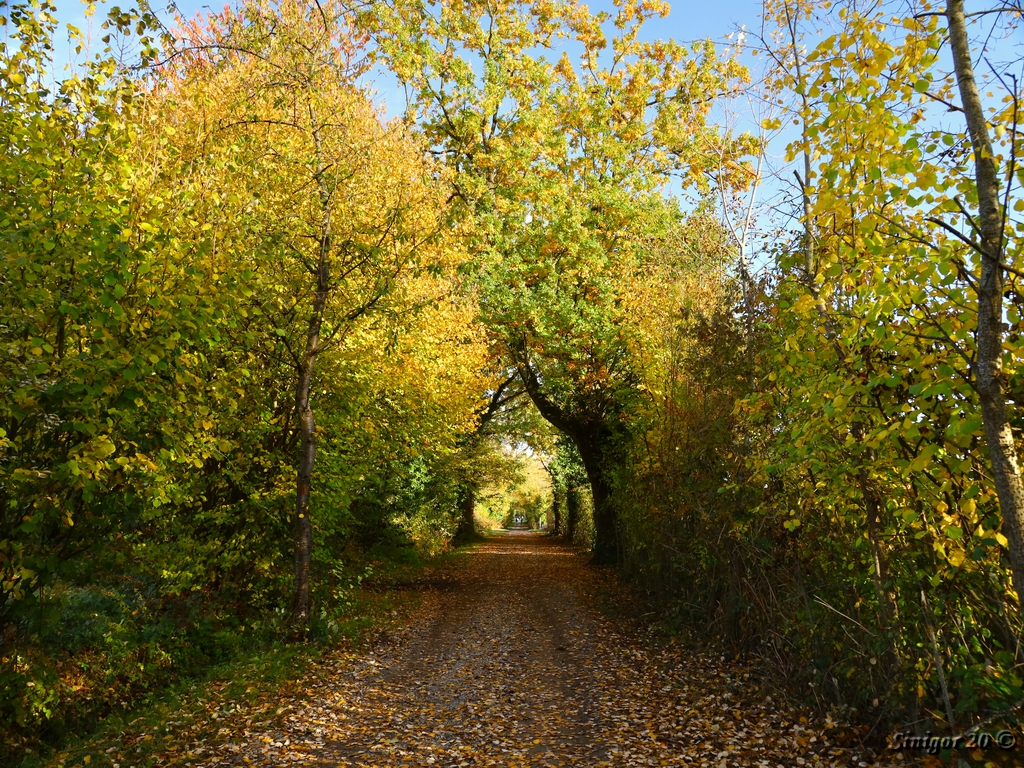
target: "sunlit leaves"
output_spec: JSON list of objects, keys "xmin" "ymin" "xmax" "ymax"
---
[
  {"xmin": 742, "ymin": 0, "xmax": 1024, "ymax": 721},
  {"xmin": 1, "ymin": 0, "xmax": 496, "ymax": 733}
]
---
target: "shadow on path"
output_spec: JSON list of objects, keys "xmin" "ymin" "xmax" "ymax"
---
[
  {"xmin": 329, "ymin": 533, "xmax": 608, "ymax": 766},
  {"xmin": 191, "ymin": 533, "xmax": 908, "ymax": 768}
]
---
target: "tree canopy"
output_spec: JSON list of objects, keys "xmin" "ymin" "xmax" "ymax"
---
[{"xmin": 2, "ymin": 0, "xmax": 1024, "ymax": 757}]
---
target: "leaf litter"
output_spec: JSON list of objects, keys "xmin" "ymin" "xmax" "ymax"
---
[{"xmin": 57, "ymin": 533, "xmax": 919, "ymax": 767}]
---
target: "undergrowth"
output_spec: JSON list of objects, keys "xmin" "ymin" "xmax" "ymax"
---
[{"xmin": 2, "ymin": 543, "xmax": 440, "ymax": 768}]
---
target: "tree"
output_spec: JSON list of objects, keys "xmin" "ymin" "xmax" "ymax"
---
[
  {"xmin": 944, "ymin": 0, "xmax": 1024, "ymax": 617},
  {"xmin": 1, "ymin": 0, "xmax": 496, "ymax": 737},
  {"xmin": 740, "ymin": 0, "xmax": 1024, "ymax": 719},
  {"xmin": 0, "ymin": 0, "xmax": 226, "ymax": 635},
  {"xmin": 363, "ymin": 0, "xmax": 748, "ymax": 562},
  {"xmin": 544, "ymin": 435, "xmax": 588, "ymax": 541},
  {"xmin": 763, "ymin": 0, "xmax": 1024, "ymax": 615},
  {"xmin": 166, "ymin": 0, "xmax": 460, "ymax": 627}
]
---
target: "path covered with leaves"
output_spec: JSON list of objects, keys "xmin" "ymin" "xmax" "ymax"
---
[{"xmin": 91, "ymin": 534, "xmax": 908, "ymax": 767}]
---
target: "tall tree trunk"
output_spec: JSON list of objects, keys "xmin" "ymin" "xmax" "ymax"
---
[
  {"xmin": 514, "ymin": 352, "xmax": 622, "ymax": 562},
  {"xmin": 292, "ymin": 104, "xmax": 332, "ymax": 631},
  {"xmin": 458, "ymin": 484, "xmax": 476, "ymax": 538},
  {"xmin": 576, "ymin": 438, "xmax": 618, "ymax": 565},
  {"xmin": 291, "ymin": 364, "xmax": 316, "ymax": 629},
  {"xmin": 590, "ymin": 472, "xmax": 617, "ymax": 564},
  {"xmin": 725, "ymin": 543, "xmax": 744, "ymax": 649},
  {"xmin": 291, "ymin": 264, "xmax": 328, "ymax": 629},
  {"xmin": 947, "ymin": 0, "xmax": 1024, "ymax": 616}
]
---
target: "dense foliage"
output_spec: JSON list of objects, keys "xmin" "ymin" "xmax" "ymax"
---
[
  {"xmin": 612, "ymin": 0, "xmax": 1024, "ymax": 739},
  {"xmin": 2, "ymin": 0, "xmax": 1023, "ymax": 759},
  {"xmin": 0, "ymin": 0, "xmax": 497, "ymax": 749}
]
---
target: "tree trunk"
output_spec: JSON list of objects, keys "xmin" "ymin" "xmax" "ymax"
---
[
  {"xmin": 858, "ymin": 467, "xmax": 895, "ymax": 626},
  {"xmin": 291, "ymin": 368, "xmax": 316, "ymax": 629},
  {"xmin": 590, "ymin": 472, "xmax": 617, "ymax": 564},
  {"xmin": 566, "ymin": 485, "xmax": 580, "ymax": 543},
  {"xmin": 513, "ymin": 352, "xmax": 622, "ymax": 563},
  {"xmin": 850, "ymin": 420, "xmax": 896, "ymax": 627},
  {"xmin": 576, "ymin": 438, "xmax": 619, "ymax": 565},
  {"xmin": 725, "ymin": 543, "xmax": 744, "ymax": 649},
  {"xmin": 458, "ymin": 484, "xmax": 476, "ymax": 538},
  {"xmin": 289, "ymin": 103, "xmax": 336, "ymax": 631},
  {"xmin": 551, "ymin": 483, "xmax": 562, "ymax": 536},
  {"xmin": 291, "ymin": 259, "xmax": 327, "ymax": 628},
  {"xmin": 947, "ymin": 0, "xmax": 1024, "ymax": 616}
]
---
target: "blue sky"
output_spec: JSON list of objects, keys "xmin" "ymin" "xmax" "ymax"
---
[
  {"xmin": 51, "ymin": 0, "xmax": 765, "ymax": 47},
  {"xmin": 50, "ymin": 0, "xmax": 768, "ymax": 116}
]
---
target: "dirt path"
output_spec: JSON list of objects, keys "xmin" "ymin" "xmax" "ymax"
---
[
  {"xmin": 330, "ymin": 532, "xmax": 610, "ymax": 766},
  {"xmin": 173, "ymin": 533, "xmax": 901, "ymax": 767}
]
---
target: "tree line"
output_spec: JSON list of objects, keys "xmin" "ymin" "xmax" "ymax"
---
[{"xmin": 2, "ymin": 0, "xmax": 1023, "ymax": 754}]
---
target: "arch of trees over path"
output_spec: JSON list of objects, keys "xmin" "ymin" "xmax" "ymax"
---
[{"xmin": 2, "ymin": 0, "xmax": 1024, "ymax": 759}]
